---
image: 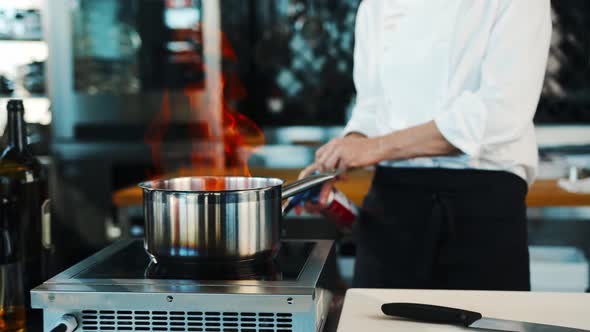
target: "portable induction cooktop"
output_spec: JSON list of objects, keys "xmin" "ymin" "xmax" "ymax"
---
[{"xmin": 31, "ymin": 239, "xmax": 334, "ymax": 332}]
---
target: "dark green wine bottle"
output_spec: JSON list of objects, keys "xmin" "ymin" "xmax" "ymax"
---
[{"xmin": 0, "ymin": 100, "xmax": 46, "ymax": 322}]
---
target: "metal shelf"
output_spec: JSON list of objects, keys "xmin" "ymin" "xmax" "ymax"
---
[{"xmin": 0, "ymin": 38, "xmax": 43, "ymax": 42}]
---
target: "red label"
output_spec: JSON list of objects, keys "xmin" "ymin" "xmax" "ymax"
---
[{"xmin": 322, "ymin": 190, "xmax": 358, "ymax": 227}]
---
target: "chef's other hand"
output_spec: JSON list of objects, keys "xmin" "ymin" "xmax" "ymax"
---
[
  {"xmin": 297, "ymin": 133, "xmax": 376, "ymax": 215},
  {"xmin": 295, "ymin": 168, "xmax": 335, "ymax": 216},
  {"xmin": 312, "ymin": 133, "xmax": 383, "ymax": 173},
  {"xmin": 299, "ymin": 133, "xmax": 377, "ymax": 179}
]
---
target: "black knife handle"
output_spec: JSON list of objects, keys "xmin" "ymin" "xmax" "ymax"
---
[{"xmin": 381, "ymin": 303, "xmax": 483, "ymax": 327}]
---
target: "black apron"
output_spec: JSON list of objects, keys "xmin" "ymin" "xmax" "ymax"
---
[{"xmin": 352, "ymin": 166, "xmax": 530, "ymax": 291}]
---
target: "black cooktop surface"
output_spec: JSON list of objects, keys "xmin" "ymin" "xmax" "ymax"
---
[{"xmin": 74, "ymin": 240, "xmax": 315, "ymax": 281}]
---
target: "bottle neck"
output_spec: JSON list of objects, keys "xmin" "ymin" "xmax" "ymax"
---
[{"xmin": 7, "ymin": 110, "xmax": 26, "ymax": 152}]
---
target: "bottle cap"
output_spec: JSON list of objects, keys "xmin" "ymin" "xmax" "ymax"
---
[{"xmin": 7, "ymin": 99, "xmax": 24, "ymax": 112}]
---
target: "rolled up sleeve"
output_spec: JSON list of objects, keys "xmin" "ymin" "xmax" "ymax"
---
[
  {"xmin": 342, "ymin": 2, "xmax": 379, "ymax": 138},
  {"xmin": 435, "ymin": 0, "xmax": 552, "ymax": 158},
  {"xmin": 343, "ymin": 98, "xmax": 380, "ymax": 137}
]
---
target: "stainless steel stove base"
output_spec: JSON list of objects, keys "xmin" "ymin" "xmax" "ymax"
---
[
  {"xmin": 32, "ymin": 240, "xmax": 334, "ymax": 332},
  {"xmin": 38, "ymin": 291, "xmax": 331, "ymax": 332}
]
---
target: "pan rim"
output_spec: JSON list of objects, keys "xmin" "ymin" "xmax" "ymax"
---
[{"xmin": 138, "ymin": 176, "xmax": 285, "ymax": 193}]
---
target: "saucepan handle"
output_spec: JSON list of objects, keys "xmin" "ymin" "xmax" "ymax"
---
[{"xmin": 281, "ymin": 170, "xmax": 343, "ymax": 200}]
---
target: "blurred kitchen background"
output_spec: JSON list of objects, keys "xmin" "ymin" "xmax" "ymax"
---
[{"xmin": 1, "ymin": 0, "xmax": 589, "ymax": 292}]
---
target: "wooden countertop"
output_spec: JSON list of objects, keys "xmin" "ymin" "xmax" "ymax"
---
[
  {"xmin": 337, "ymin": 289, "xmax": 590, "ymax": 331},
  {"xmin": 113, "ymin": 169, "xmax": 590, "ymax": 208}
]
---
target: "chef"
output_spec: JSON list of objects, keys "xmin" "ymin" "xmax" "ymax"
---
[{"xmin": 300, "ymin": 0, "xmax": 552, "ymax": 290}]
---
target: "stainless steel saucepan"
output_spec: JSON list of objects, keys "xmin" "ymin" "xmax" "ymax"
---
[{"xmin": 139, "ymin": 171, "xmax": 339, "ymax": 263}]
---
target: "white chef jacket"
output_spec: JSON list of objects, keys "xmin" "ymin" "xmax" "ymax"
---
[{"xmin": 342, "ymin": 0, "xmax": 552, "ymax": 184}]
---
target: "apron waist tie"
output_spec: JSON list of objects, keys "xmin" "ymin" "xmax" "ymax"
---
[{"xmin": 416, "ymin": 192, "xmax": 456, "ymax": 282}]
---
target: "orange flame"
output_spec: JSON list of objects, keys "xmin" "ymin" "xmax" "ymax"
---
[{"xmin": 145, "ymin": 21, "xmax": 264, "ymax": 181}]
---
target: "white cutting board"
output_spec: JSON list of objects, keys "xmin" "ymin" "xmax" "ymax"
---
[{"xmin": 337, "ymin": 289, "xmax": 590, "ymax": 331}]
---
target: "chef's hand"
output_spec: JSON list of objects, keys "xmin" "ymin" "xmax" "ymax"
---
[
  {"xmin": 300, "ymin": 133, "xmax": 383, "ymax": 178},
  {"xmin": 296, "ymin": 133, "xmax": 381, "ymax": 215}
]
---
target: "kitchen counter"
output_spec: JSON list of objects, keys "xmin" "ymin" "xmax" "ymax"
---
[
  {"xmin": 113, "ymin": 168, "xmax": 590, "ymax": 208},
  {"xmin": 337, "ymin": 289, "xmax": 590, "ymax": 331}
]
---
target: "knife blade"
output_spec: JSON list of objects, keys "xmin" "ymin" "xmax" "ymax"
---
[{"xmin": 381, "ymin": 303, "xmax": 589, "ymax": 332}]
